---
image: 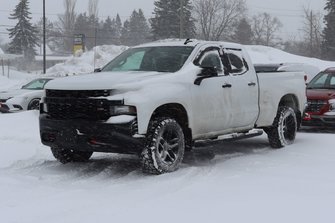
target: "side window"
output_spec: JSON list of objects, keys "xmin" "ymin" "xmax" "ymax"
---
[
  {"xmin": 314, "ymin": 74, "xmax": 328, "ymax": 86},
  {"xmin": 224, "ymin": 49, "xmax": 249, "ymax": 75},
  {"xmin": 330, "ymin": 75, "xmax": 335, "ymax": 87},
  {"xmin": 199, "ymin": 50, "xmax": 223, "ymax": 73}
]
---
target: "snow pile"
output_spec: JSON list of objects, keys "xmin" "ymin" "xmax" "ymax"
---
[
  {"xmin": 47, "ymin": 45, "xmax": 128, "ymax": 76},
  {"xmin": 0, "ymin": 70, "xmax": 38, "ymax": 91},
  {"xmin": 246, "ymin": 45, "xmax": 335, "ymax": 71},
  {"xmin": 0, "ymin": 47, "xmax": 4, "ymax": 54}
]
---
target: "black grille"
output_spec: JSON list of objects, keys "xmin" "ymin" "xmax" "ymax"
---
[
  {"xmin": 46, "ymin": 89, "xmax": 110, "ymax": 98},
  {"xmin": 44, "ymin": 90, "xmax": 123, "ymax": 121},
  {"xmin": 305, "ymin": 99, "xmax": 327, "ymax": 113}
]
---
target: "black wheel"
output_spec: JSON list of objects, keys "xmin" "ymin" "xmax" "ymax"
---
[
  {"xmin": 266, "ymin": 106, "xmax": 297, "ymax": 148},
  {"xmin": 141, "ymin": 117, "xmax": 185, "ymax": 174},
  {"xmin": 51, "ymin": 147, "xmax": 93, "ymax": 164},
  {"xmin": 28, "ymin": 98, "xmax": 40, "ymax": 110}
]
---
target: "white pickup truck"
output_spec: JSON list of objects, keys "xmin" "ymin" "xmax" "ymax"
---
[{"xmin": 39, "ymin": 40, "xmax": 306, "ymax": 174}]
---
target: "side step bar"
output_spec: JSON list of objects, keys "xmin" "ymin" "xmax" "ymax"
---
[{"xmin": 194, "ymin": 129, "xmax": 263, "ymax": 147}]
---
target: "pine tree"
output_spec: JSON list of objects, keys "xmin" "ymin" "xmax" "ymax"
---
[
  {"xmin": 114, "ymin": 14, "xmax": 123, "ymax": 45},
  {"xmin": 231, "ymin": 18, "xmax": 253, "ymax": 45},
  {"xmin": 100, "ymin": 16, "xmax": 114, "ymax": 45},
  {"xmin": 7, "ymin": 0, "xmax": 39, "ymax": 61},
  {"xmin": 123, "ymin": 9, "xmax": 151, "ymax": 46},
  {"xmin": 150, "ymin": 0, "xmax": 195, "ymax": 40},
  {"xmin": 322, "ymin": 0, "xmax": 335, "ymax": 60}
]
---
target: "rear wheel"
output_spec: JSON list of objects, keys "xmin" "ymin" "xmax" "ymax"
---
[
  {"xmin": 51, "ymin": 147, "xmax": 93, "ymax": 164},
  {"xmin": 266, "ymin": 106, "xmax": 297, "ymax": 148},
  {"xmin": 141, "ymin": 117, "xmax": 185, "ymax": 174},
  {"xmin": 28, "ymin": 98, "xmax": 40, "ymax": 110}
]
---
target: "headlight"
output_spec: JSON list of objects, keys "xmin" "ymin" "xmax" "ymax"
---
[
  {"xmin": 110, "ymin": 105, "xmax": 136, "ymax": 116},
  {"xmin": 329, "ymin": 99, "xmax": 335, "ymax": 112}
]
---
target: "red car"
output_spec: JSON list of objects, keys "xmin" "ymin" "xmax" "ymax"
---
[{"xmin": 303, "ymin": 68, "xmax": 335, "ymax": 127}]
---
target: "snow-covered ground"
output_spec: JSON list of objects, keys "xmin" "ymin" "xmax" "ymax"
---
[
  {"xmin": 1, "ymin": 44, "xmax": 335, "ymax": 222},
  {"xmin": 0, "ymin": 111, "xmax": 335, "ymax": 223}
]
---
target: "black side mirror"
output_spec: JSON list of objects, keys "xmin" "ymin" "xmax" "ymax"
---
[
  {"xmin": 94, "ymin": 68, "xmax": 102, "ymax": 73},
  {"xmin": 194, "ymin": 67, "xmax": 218, "ymax": 85}
]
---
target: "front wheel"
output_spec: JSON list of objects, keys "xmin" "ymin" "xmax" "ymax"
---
[
  {"xmin": 266, "ymin": 106, "xmax": 297, "ymax": 148},
  {"xmin": 141, "ymin": 117, "xmax": 185, "ymax": 174},
  {"xmin": 51, "ymin": 147, "xmax": 93, "ymax": 164},
  {"xmin": 27, "ymin": 98, "xmax": 40, "ymax": 110}
]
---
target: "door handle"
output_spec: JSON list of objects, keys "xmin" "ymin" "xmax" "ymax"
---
[
  {"xmin": 248, "ymin": 82, "xmax": 256, "ymax": 86},
  {"xmin": 222, "ymin": 83, "xmax": 232, "ymax": 88}
]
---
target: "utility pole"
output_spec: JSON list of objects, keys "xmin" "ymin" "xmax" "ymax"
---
[
  {"xmin": 179, "ymin": 0, "xmax": 184, "ymax": 39},
  {"xmin": 43, "ymin": 0, "xmax": 46, "ymax": 74}
]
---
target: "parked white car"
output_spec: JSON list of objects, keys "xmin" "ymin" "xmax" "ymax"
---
[{"xmin": 0, "ymin": 78, "xmax": 53, "ymax": 113}]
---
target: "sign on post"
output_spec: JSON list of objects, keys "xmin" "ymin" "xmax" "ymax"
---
[{"xmin": 73, "ymin": 34, "xmax": 85, "ymax": 55}]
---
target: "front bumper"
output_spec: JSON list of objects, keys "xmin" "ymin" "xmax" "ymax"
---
[
  {"xmin": 0, "ymin": 103, "xmax": 23, "ymax": 113},
  {"xmin": 39, "ymin": 114, "xmax": 145, "ymax": 154},
  {"xmin": 302, "ymin": 114, "xmax": 335, "ymax": 127}
]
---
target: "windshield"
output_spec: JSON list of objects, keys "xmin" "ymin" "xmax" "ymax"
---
[
  {"xmin": 102, "ymin": 46, "xmax": 194, "ymax": 73},
  {"xmin": 22, "ymin": 79, "xmax": 51, "ymax": 90},
  {"xmin": 307, "ymin": 72, "xmax": 335, "ymax": 89}
]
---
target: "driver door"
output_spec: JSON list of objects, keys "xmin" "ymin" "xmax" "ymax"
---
[{"xmin": 191, "ymin": 46, "xmax": 233, "ymax": 138}]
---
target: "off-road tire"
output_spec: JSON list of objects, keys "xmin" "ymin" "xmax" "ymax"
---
[
  {"xmin": 141, "ymin": 117, "xmax": 185, "ymax": 174},
  {"xmin": 27, "ymin": 98, "xmax": 40, "ymax": 110},
  {"xmin": 267, "ymin": 106, "xmax": 297, "ymax": 148},
  {"xmin": 51, "ymin": 147, "xmax": 93, "ymax": 164}
]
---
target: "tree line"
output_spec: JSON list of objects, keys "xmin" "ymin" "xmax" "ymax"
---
[{"xmin": 4, "ymin": 0, "xmax": 335, "ymax": 66}]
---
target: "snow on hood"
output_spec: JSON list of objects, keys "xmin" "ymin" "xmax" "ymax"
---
[{"xmin": 45, "ymin": 71, "xmax": 172, "ymax": 91}]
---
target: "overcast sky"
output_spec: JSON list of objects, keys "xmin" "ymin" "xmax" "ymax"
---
[{"xmin": 0, "ymin": 0, "xmax": 327, "ymax": 43}]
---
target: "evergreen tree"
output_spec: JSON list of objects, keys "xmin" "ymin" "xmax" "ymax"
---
[
  {"xmin": 121, "ymin": 20, "xmax": 131, "ymax": 45},
  {"xmin": 100, "ymin": 16, "xmax": 114, "ymax": 45},
  {"xmin": 322, "ymin": 0, "xmax": 335, "ymax": 60},
  {"xmin": 150, "ymin": 0, "xmax": 195, "ymax": 40},
  {"xmin": 113, "ymin": 14, "xmax": 123, "ymax": 45},
  {"xmin": 7, "ymin": 0, "xmax": 39, "ymax": 61},
  {"xmin": 231, "ymin": 18, "xmax": 253, "ymax": 45},
  {"xmin": 123, "ymin": 9, "xmax": 151, "ymax": 46}
]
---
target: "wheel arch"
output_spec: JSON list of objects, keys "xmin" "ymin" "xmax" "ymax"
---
[
  {"xmin": 149, "ymin": 103, "xmax": 192, "ymax": 149},
  {"xmin": 278, "ymin": 94, "xmax": 302, "ymax": 127}
]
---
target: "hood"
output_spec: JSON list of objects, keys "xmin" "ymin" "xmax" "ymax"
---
[
  {"xmin": 0, "ymin": 89, "xmax": 32, "ymax": 100},
  {"xmin": 45, "ymin": 71, "xmax": 172, "ymax": 90},
  {"xmin": 306, "ymin": 89, "xmax": 335, "ymax": 100}
]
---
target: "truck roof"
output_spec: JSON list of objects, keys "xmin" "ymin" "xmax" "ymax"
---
[{"xmin": 134, "ymin": 39, "xmax": 243, "ymax": 50}]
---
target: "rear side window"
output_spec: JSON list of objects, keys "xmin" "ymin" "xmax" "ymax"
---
[{"xmin": 224, "ymin": 49, "xmax": 249, "ymax": 75}]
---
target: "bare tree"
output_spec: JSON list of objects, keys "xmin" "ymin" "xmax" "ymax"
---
[
  {"xmin": 58, "ymin": 0, "xmax": 77, "ymax": 52},
  {"xmin": 88, "ymin": 0, "xmax": 99, "ymax": 18},
  {"xmin": 252, "ymin": 13, "xmax": 282, "ymax": 46},
  {"xmin": 302, "ymin": 7, "xmax": 322, "ymax": 57},
  {"xmin": 193, "ymin": 0, "xmax": 246, "ymax": 41}
]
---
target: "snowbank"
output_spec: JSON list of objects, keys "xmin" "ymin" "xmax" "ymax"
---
[
  {"xmin": 0, "ymin": 70, "xmax": 38, "ymax": 91},
  {"xmin": 47, "ymin": 45, "xmax": 128, "ymax": 76}
]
